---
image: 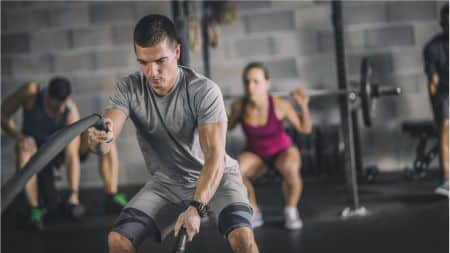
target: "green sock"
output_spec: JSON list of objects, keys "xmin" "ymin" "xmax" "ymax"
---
[
  {"xmin": 30, "ymin": 207, "xmax": 44, "ymax": 223},
  {"xmin": 112, "ymin": 193, "xmax": 128, "ymax": 207}
]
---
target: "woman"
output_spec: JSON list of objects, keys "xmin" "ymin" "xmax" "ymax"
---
[{"xmin": 228, "ymin": 62, "xmax": 312, "ymax": 230}]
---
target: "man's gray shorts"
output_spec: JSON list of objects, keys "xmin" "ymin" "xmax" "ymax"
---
[{"xmin": 111, "ymin": 171, "xmax": 253, "ymax": 248}]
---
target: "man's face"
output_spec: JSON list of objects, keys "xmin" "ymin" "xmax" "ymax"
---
[
  {"xmin": 135, "ymin": 38, "xmax": 180, "ymax": 96},
  {"xmin": 47, "ymin": 96, "xmax": 68, "ymax": 115}
]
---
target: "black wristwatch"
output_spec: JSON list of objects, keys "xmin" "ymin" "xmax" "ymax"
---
[{"xmin": 189, "ymin": 200, "xmax": 209, "ymax": 218}]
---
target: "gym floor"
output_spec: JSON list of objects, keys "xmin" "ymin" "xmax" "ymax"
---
[{"xmin": 2, "ymin": 172, "xmax": 448, "ymax": 253}]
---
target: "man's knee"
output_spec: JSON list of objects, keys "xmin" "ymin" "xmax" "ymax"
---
[
  {"xmin": 228, "ymin": 227, "xmax": 257, "ymax": 252},
  {"xmin": 108, "ymin": 231, "xmax": 135, "ymax": 253}
]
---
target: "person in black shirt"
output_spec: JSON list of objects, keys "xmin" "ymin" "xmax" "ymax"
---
[{"xmin": 423, "ymin": 4, "xmax": 449, "ymax": 197}]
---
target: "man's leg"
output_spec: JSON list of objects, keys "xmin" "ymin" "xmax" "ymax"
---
[
  {"xmin": 439, "ymin": 119, "xmax": 449, "ymax": 180},
  {"xmin": 216, "ymin": 203, "xmax": 259, "ymax": 253},
  {"xmin": 80, "ymin": 132, "xmax": 126, "ymax": 209},
  {"xmin": 16, "ymin": 145, "xmax": 39, "ymax": 208},
  {"xmin": 16, "ymin": 144, "xmax": 45, "ymax": 228},
  {"xmin": 109, "ymin": 208, "xmax": 161, "ymax": 253},
  {"xmin": 228, "ymin": 227, "xmax": 259, "ymax": 253}
]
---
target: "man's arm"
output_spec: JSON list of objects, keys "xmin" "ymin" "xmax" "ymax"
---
[
  {"xmin": 64, "ymin": 103, "xmax": 81, "ymax": 192},
  {"xmin": 1, "ymin": 81, "xmax": 38, "ymax": 139},
  {"xmin": 174, "ymin": 121, "xmax": 227, "ymax": 240},
  {"xmin": 88, "ymin": 108, "xmax": 128, "ymax": 154},
  {"xmin": 423, "ymin": 44, "xmax": 440, "ymax": 97},
  {"xmin": 193, "ymin": 121, "xmax": 227, "ymax": 204},
  {"xmin": 429, "ymin": 73, "xmax": 440, "ymax": 97}
]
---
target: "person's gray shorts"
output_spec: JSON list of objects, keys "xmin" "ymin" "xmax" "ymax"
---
[{"xmin": 111, "ymin": 170, "xmax": 252, "ymax": 248}]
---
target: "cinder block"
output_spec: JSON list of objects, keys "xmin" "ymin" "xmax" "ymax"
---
[
  {"xmin": 235, "ymin": 36, "xmax": 275, "ymax": 57},
  {"xmin": 366, "ymin": 25, "xmax": 414, "ymax": 48},
  {"xmin": 298, "ymin": 55, "xmax": 337, "ymax": 85},
  {"xmin": 244, "ymin": 10, "xmax": 295, "ymax": 33},
  {"xmin": 49, "ymin": 4, "xmax": 89, "ymax": 28},
  {"xmin": 391, "ymin": 48, "xmax": 423, "ymax": 74},
  {"xmin": 235, "ymin": 1, "xmax": 271, "ymax": 11},
  {"xmin": 345, "ymin": 29, "xmax": 366, "ymax": 51},
  {"xmin": 89, "ymin": 2, "xmax": 136, "ymax": 25},
  {"xmin": 3, "ymin": 8, "xmax": 31, "ymax": 32},
  {"xmin": 134, "ymin": 1, "xmax": 171, "ymax": 18},
  {"xmin": 95, "ymin": 48, "xmax": 134, "ymax": 70},
  {"xmin": 296, "ymin": 30, "xmax": 322, "ymax": 56},
  {"xmin": 210, "ymin": 63, "xmax": 245, "ymax": 87},
  {"xmin": 72, "ymin": 72, "xmax": 116, "ymax": 96},
  {"xmin": 53, "ymin": 52, "xmax": 95, "ymax": 73},
  {"xmin": 112, "ymin": 23, "xmax": 134, "ymax": 46},
  {"xmin": 1, "ymin": 33, "xmax": 30, "ymax": 55},
  {"xmin": 209, "ymin": 40, "xmax": 232, "ymax": 64},
  {"xmin": 31, "ymin": 9, "xmax": 52, "ymax": 29},
  {"xmin": 295, "ymin": 5, "xmax": 331, "ymax": 29},
  {"xmin": 72, "ymin": 94, "xmax": 103, "ymax": 117},
  {"xmin": 72, "ymin": 27, "xmax": 112, "ymax": 49},
  {"xmin": 220, "ymin": 18, "xmax": 246, "ymax": 38},
  {"xmin": 11, "ymin": 54, "xmax": 53, "ymax": 76},
  {"xmin": 414, "ymin": 22, "xmax": 441, "ymax": 49},
  {"xmin": 270, "ymin": 1, "xmax": 316, "ymax": 9},
  {"xmin": 342, "ymin": 2, "xmax": 388, "ymax": 25},
  {"xmin": 317, "ymin": 30, "xmax": 334, "ymax": 53},
  {"xmin": 348, "ymin": 52, "xmax": 394, "ymax": 76},
  {"xmin": 266, "ymin": 58, "xmax": 298, "ymax": 79},
  {"xmin": 30, "ymin": 30, "xmax": 71, "ymax": 53},
  {"xmin": 387, "ymin": 1, "xmax": 437, "ymax": 22},
  {"xmin": 269, "ymin": 32, "xmax": 300, "ymax": 57}
]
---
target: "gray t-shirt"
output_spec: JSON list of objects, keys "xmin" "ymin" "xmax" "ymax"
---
[{"xmin": 108, "ymin": 66, "xmax": 239, "ymax": 187}]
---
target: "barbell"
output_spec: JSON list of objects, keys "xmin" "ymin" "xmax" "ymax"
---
[{"xmin": 223, "ymin": 58, "xmax": 401, "ymax": 127}]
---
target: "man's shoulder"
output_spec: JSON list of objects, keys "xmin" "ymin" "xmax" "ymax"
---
[
  {"xmin": 425, "ymin": 33, "xmax": 446, "ymax": 51},
  {"xmin": 117, "ymin": 71, "xmax": 142, "ymax": 85},
  {"xmin": 181, "ymin": 66, "xmax": 219, "ymax": 95}
]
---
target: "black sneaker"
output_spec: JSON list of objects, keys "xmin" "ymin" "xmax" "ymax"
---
[
  {"xmin": 29, "ymin": 207, "xmax": 45, "ymax": 231},
  {"xmin": 63, "ymin": 202, "xmax": 86, "ymax": 220},
  {"xmin": 104, "ymin": 193, "xmax": 128, "ymax": 214}
]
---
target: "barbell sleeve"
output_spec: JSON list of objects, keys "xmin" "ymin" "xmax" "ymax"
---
[{"xmin": 224, "ymin": 89, "xmax": 357, "ymax": 99}]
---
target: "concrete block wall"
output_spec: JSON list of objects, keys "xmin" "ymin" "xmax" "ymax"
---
[
  {"xmin": 1, "ymin": 1, "xmax": 172, "ymax": 187},
  {"xmin": 192, "ymin": 1, "xmax": 446, "ymax": 171},
  {"xmin": 1, "ymin": 1, "xmax": 446, "ymax": 188}
]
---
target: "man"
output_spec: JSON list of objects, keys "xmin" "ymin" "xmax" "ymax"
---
[
  {"xmin": 1, "ymin": 77, "xmax": 127, "ymax": 230},
  {"xmin": 423, "ymin": 3, "xmax": 449, "ymax": 197},
  {"xmin": 88, "ymin": 15, "xmax": 259, "ymax": 253}
]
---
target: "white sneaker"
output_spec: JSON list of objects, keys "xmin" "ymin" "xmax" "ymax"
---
[
  {"xmin": 284, "ymin": 207, "xmax": 303, "ymax": 230},
  {"xmin": 434, "ymin": 181, "xmax": 449, "ymax": 197},
  {"xmin": 252, "ymin": 211, "xmax": 264, "ymax": 228}
]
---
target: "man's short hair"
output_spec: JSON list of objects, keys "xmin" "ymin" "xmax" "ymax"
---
[
  {"xmin": 133, "ymin": 14, "xmax": 178, "ymax": 48},
  {"xmin": 48, "ymin": 77, "xmax": 71, "ymax": 101}
]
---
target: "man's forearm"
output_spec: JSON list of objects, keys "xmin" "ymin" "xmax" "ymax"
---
[
  {"xmin": 298, "ymin": 103, "xmax": 312, "ymax": 133},
  {"xmin": 1, "ymin": 118, "xmax": 24, "ymax": 139},
  {"xmin": 193, "ymin": 150, "xmax": 224, "ymax": 204}
]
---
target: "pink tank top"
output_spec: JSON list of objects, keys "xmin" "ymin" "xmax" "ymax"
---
[{"xmin": 241, "ymin": 96, "xmax": 292, "ymax": 160}]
